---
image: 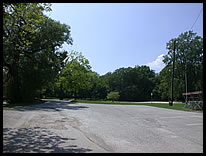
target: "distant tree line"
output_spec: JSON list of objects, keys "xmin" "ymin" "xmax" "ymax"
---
[{"xmin": 3, "ymin": 3, "xmax": 203, "ymax": 103}]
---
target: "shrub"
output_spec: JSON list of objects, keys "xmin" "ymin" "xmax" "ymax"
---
[{"xmin": 106, "ymin": 91, "xmax": 120, "ymax": 101}]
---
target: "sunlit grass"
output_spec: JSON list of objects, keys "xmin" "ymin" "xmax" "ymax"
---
[
  {"xmin": 73, "ymin": 99, "xmax": 200, "ymax": 112},
  {"xmin": 3, "ymin": 97, "xmax": 201, "ymax": 112}
]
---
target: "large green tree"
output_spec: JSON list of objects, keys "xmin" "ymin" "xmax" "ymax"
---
[
  {"xmin": 152, "ymin": 66, "xmax": 171, "ymax": 101},
  {"xmin": 3, "ymin": 3, "xmax": 73, "ymax": 102},
  {"xmin": 56, "ymin": 51, "xmax": 92, "ymax": 99},
  {"xmin": 101, "ymin": 65, "xmax": 155, "ymax": 101},
  {"xmin": 156, "ymin": 31, "xmax": 203, "ymax": 101},
  {"xmin": 83, "ymin": 72, "xmax": 108, "ymax": 100}
]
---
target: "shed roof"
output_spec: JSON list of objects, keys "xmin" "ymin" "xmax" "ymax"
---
[{"xmin": 182, "ymin": 91, "xmax": 203, "ymax": 96}]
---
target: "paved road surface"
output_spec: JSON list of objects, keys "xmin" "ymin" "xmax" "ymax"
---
[{"xmin": 3, "ymin": 99, "xmax": 203, "ymax": 153}]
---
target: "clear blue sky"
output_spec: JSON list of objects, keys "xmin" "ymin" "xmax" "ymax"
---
[{"xmin": 45, "ymin": 3, "xmax": 203, "ymax": 75}]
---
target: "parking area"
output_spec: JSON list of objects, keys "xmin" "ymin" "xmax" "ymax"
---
[
  {"xmin": 3, "ymin": 100, "xmax": 203, "ymax": 153},
  {"xmin": 68, "ymin": 103, "xmax": 203, "ymax": 153}
]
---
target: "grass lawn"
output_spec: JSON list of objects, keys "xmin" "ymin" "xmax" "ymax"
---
[
  {"xmin": 73, "ymin": 99, "xmax": 201, "ymax": 112},
  {"xmin": 3, "ymin": 98, "xmax": 201, "ymax": 112},
  {"xmin": 144, "ymin": 103, "xmax": 192, "ymax": 111}
]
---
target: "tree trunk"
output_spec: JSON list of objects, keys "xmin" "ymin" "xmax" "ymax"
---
[
  {"xmin": 59, "ymin": 82, "xmax": 63, "ymax": 100},
  {"xmin": 9, "ymin": 63, "xmax": 22, "ymax": 103},
  {"xmin": 74, "ymin": 91, "xmax": 77, "ymax": 100}
]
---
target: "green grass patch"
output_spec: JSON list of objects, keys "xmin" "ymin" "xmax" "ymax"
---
[
  {"xmin": 44, "ymin": 97, "xmax": 59, "ymax": 99},
  {"xmin": 73, "ymin": 99, "xmax": 199, "ymax": 112},
  {"xmin": 3, "ymin": 98, "xmax": 200, "ymax": 112},
  {"xmin": 45, "ymin": 97, "xmax": 74, "ymax": 101},
  {"xmin": 74, "ymin": 99, "xmax": 137, "ymax": 105},
  {"xmin": 145, "ymin": 103, "xmax": 191, "ymax": 111},
  {"xmin": 63, "ymin": 98, "xmax": 75, "ymax": 101}
]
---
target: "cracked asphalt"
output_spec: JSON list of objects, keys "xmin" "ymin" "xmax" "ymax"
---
[{"xmin": 3, "ymin": 99, "xmax": 203, "ymax": 153}]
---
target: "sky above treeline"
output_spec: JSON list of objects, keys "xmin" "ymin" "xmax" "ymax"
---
[{"xmin": 45, "ymin": 3, "xmax": 203, "ymax": 75}]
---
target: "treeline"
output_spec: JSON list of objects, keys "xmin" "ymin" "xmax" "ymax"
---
[
  {"xmin": 3, "ymin": 3, "xmax": 203, "ymax": 103},
  {"xmin": 101, "ymin": 66, "xmax": 155, "ymax": 101},
  {"xmin": 45, "ymin": 60, "xmax": 156, "ymax": 101}
]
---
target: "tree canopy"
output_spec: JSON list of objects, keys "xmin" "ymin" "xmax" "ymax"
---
[
  {"xmin": 56, "ymin": 51, "xmax": 92, "ymax": 99},
  {"xmin": 3, "ymin": 3, "xmax": 73, "ymax": 102},
  {"xmin": 101, "ymin": 66, "xmax": 155, "ymax": 101},
  {"xmin": 154, "ymin": 31, "xmax": 203, "ymax": 101}
]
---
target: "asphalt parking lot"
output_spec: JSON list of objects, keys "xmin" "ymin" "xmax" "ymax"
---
[{"xmin": 3, "ymin": 99, "xmax": 203, "ymax": 153}]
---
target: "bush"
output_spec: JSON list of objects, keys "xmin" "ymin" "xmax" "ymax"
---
[{"xmin": 107, "ymin": 91, "xmax": 120, "ymax": 101}]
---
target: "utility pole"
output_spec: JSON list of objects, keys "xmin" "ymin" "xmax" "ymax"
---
[
  {"xmin": 170, "ymin": 40, "xmax": 176, "ymax": 106},
  {"xmin": 185, "ymin": 65, "xmax": 188, "ymax": 103}
]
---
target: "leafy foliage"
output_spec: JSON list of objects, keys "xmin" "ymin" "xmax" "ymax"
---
[
  {"xmin": 102, "ymin": 66, "xmax": 155, "ymax": 101},
  {"xmin": 56, "ymin": 51, "xmax": 92, "ymax": 99},
  {"xmin": 155, "ymin": 31, "xmax": 203, "ymax": 101},
  {"xmin": 107, "ymin": 92, "xmax": 120, "ymax": 101},
  {"xmin": 3, "ymin": 3, "xmax": 73, "ymax": 102}
]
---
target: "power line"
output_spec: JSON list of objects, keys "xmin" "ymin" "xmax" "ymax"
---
[{"xmin": 190, "ymin": 8, "xmax": 203, "ymax": 30}]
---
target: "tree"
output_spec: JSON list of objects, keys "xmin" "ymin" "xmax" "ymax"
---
[
  {"xmin": 162, "ymin": 31, "xmax": 203, "ymax": 101},
  {"xmin": 102, "ymin": 65, "xmax": 155, "ymax": 101},
  {"xmin": 107, "ymin": 92, "xmax": 120, "ymax": 101},
  {"xmin": 3, "ymin": 3, "xmax": 73, "ymax": 102},
  {"xmin": 89, "ymin": 73, "xmax": 108, "ymax": 99},
  {"xmin": 152, "ymin": 66, "xmax": 171, "ymax": 101},
  {"xmin": 56, "ymin": 51, "xmax": 92, "ymax": 99},
  {"xmin": 3, "ymin": 3, "xmax": 49, "ymax": 102}
]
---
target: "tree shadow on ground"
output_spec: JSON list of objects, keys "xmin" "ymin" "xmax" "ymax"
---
[
  {"xmin": 14, "ymin": 100, "xmax": 89, "ymax": 112},
  {"xmin": 3, "ymin": 128, "xmax": 92, "ymax": 153}
]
